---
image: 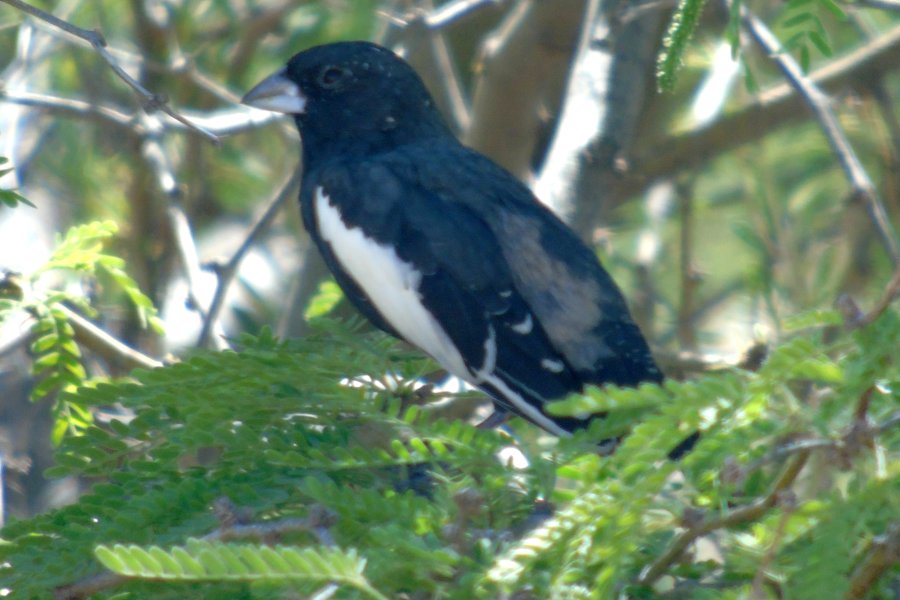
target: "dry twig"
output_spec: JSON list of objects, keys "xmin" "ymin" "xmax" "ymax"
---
[
  {"xmin": 1, "ymin": 0, "xmax": 219, "ymax": 143},
  {"xmin": 196, "ymin": 170, "xmax": 300, "ymax": 348},
  {"xmin": 637, "ymin": 451, "xmax": 812, "ymax": 586}
]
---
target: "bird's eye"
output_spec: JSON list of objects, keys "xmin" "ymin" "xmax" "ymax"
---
[{"xmin": 316, "ymin": 65, "xmax": 349, "ymax": 89}]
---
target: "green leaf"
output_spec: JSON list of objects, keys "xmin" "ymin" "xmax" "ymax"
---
[
  {"xmin": 819, "ymin": 0, "xmax": 845, "ymax": 19},
  {"xmin": 657, "ymin": 0, "xmax": 710, "ymax": 91},
  {"xmin": 94, "ymin": 545, "xmax": 127, "ymax": 574},
  {"xmin": 783, "ymin": 309, "xmax": 843, "ymax": 331},
  {"xmin": 808, "ymin": 31, "xmax": 832, "ymax": 57},
  {"xmin": 92, "ymin": 541, "xmax": 384, "ymax": 597},
  {"xmin": 171, "ymin": 546, "xmax": 206, "ymax": 578},
  {"xmin": 149, "ymin": 546, "xmax": 185, "ymax": 577},
  {"xmin": 304, "ymin": 279, "xmax": 344, "ymax": 321},
  {"xmin": 782, "ymin": 12, "xmax": 815, "ymax": 27}
]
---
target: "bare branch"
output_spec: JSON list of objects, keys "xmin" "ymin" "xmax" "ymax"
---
[
  {"xmin": 167, "ymin": 203, "xmax": 228, "ymax": 351},
  {"xmin": 535, "ymin": 0, "xmax": 667, "ymax": 234},
  {"xmin": 845, "ymin": 523, "xmax": 900, "ymax": 600},
  {"xmin": 463, "ymin": 0, "xmax": 587, "ymax": 177},
  {"xmin": 423, "ymin": 0, "xmax": 508, "ymax": 29},
  {"xmin": 0, "ymin": 90, "xmax": 135, "ymax": 129},
  {"xmin": 0, "ymin": 0, "xmax": 220, "ymax": 143},
  {"xmin": 860, "ymin": 267, "xmax": 900, "ymax": 327},
  {"xmin": 676, "ymin": 180, "xmax": 700, "ymax": 350},
  {"xmin": 631, "ymin": 24, "xmax": 900, "ymax": 195},
  {"xmin": 855, "ymin": 0, "xmax": 900, "ymax": 11},
  {"xmin": 637, "ymin": 450, "xmax": 811, "ymax": 586},
  {"xmin": 0, "ymin": 88, "xmax": 286, "ymax": 139},
  {"xmin": 394, "ymin": 7, "xmax": 471, "ymax": 133},
  {"xmin": 742, "ymin": 9, "xmax": 900, "ymax": 266},
  {"xmin": 0, "ymin": 0, "xmax": 104, "ymax": 44},
  {"xmin": 57, "ymin": 304, "xmax": 162, "ymax": 371},
  {"xmin": 197, "ymin": 170, "xmax": 300, "ymax": 348}
]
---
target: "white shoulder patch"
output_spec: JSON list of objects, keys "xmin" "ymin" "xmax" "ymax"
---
[
  {"xmin": 510, "ymin": 313, "xmax": 533, "ymax": 335},
  {"xmin": 540, "ymin": 358, "xmax": 565, "ymax": 373},
  {"xmin": 314, "ymin": 187, "xmax": 470, "ymax": 379}
]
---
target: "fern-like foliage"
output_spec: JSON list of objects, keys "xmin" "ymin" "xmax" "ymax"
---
[
  {"xmin": 94, "ymin": 540, "xmax": 386, "ymax": 599},
  {"xmin": 657, "ymin": 0, "xmax": 710, "ymax": 91},
  {"xmin": 0, "ymin": 299, "xmax": 896, "ymax": 598},
  {"xmin": 778, "ymin": 0, "xmax": 845, "ymax": 71},
  {"xmin": 483, "ymin": 308, "xmax": 899, "ymax": 598},
  {"xmin": 0, "ymin": 220, "xmax": 162, "ymax": 443}
]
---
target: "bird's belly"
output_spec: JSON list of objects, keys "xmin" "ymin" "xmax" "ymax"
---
[{"xmin": 314, "ymin": 188, "xmax": 471, "ymax": 379}]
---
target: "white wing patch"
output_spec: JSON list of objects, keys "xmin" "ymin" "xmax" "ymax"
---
[
  {"xmin": 315, "ymin": 188, "xmax": 470, "ymax": 379},
  {"xmin": 541, "ymin": 358, "xmax": 565, "ymax": 373},
  {"xmin": 510, "ymin": 313, "xmax": 533, "ymax": 335}
]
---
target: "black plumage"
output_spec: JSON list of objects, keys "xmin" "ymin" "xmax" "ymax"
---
[{"xmin": 242, "ymin": 41, "xmax": 663, "ymax": 436}]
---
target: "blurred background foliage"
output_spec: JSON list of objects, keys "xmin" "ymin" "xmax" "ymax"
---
[{"xmin": 0, "ymin": 0, "xmax": 897, "ymax": 598}]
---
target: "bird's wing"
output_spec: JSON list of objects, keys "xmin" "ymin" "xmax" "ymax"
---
[
  {"xmin": 302, "ymin": 155, "xmax": 587, "ymax": 434},
  {"xmin": 412, "ymin": 145, "xmax": 664, "ymax": 389}
]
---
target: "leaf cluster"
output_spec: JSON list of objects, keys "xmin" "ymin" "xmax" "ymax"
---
[
  {"xmin": 0, "ymin": 303, "xmax": 896, "ymax": 598},
  {"xmin": 0, "ymin": 156, "xmax": 34, "ymax": 208},
  {"xmin": 0, "ymin": 221, "xmax": 162, "ymax": 443}
]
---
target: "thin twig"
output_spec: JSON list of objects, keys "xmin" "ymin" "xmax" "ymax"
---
[
  {"xmin": 0, "ymin": 88, "xmax": 286, "ymax": 138},
  {"xmin": 400, "ymin": 12, "xmax": 470, "ymax": 133},
  {"xmin": 0, "ymin": 0, "xmax": 219, "ymax": 144},
  {"xmin": 744, "ymin": 439, "xmax": 835, "ymax": 473},
  {"xmin": 742, "ymin": 9, "xmax": 900, "ymax": 265},
  {"xmin": 855, "ymin": 0, "xmax": 900, "ymax": 11},
  {"xmin": 0, "ymin": 90, "xmax": 135, "ymax": 129},
  {"xmin": 167, "ymin": 203, "xmax": 228, "ymax": 351},
  {"xmin": 207, "ymin": 507, "xmax": 337, "ymax": 547},
  {"xmin": 196, "ymin": 170, "xmax": 301, "ymax": 348},
  {"xmin": 845, "ymin": 523, "xmax": 900, "ymax": 600},
  {"xmin": 637, "ymin": 450, "xmax": 811, "ymax": 586},
  {"xmin": 653, "ymin": 349, "xmax": 730, "ymax": 377},
  {"xmin": 423, "ymin": 0, "xmax": 507, "ymax": 29},
  {"xmin": 631, "ymin": 24, "xmax": 900, "ymax": 200},
  {"xmin": 836, "ymin": 266, "xmax": 900, "ymax": 330},
  {"xmin": 859, "ymin": 266, "xmax": 900, "ymax": 326},
  {"xmin": 677, "ymin": 179, "xmax": 699, "ymax": 350},
  {"xmin": 57, "ymin": 304, "xmax": 162, "ymax": 370},
  {"xmin": 750, "ymin": 491, "xmax": 796, "ymax": 599},
  {"xmin": 744, "ymin": 409, "xmax": 900, "ymax": 474}
]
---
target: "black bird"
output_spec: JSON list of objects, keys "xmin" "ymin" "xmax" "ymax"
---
[{"xmin": 242, "ymin": 41, "xmax": 663, "ymax": 437}]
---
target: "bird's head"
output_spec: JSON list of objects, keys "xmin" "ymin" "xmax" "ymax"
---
[{"xmin": 241, "ymin": 41, "xmax": 451, "ymax": 166}]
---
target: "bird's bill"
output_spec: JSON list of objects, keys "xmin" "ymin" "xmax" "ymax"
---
[{"xmin": 241, "ymin": 69, "xmax": 307, "ymax": 114}]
